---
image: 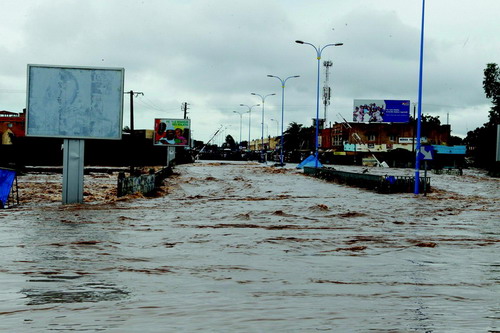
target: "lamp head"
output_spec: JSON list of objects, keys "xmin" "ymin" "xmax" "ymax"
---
[
  {"xmin": 295, "ymin": 40, "xmax": 304, "ymax": 44},
  {"xmin": 335, "ymin": 43, "xmax": 344, "ymax": 46}
]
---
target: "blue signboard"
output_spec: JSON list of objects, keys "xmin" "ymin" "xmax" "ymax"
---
[
  {"xmin": 353, "ymin": 99, "xmax": 410, "ymax": 123},
  {"xmin": 431, "ymin": 145, "xmax": 466, "ymax": 155},
  {"xmin": 418, "ymin": 145, "xmax": 434, "ymax": 161}
]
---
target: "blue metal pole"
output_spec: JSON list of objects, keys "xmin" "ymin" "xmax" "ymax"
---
[
  {"xmin": 280, "ymin": 83, "xmax": 285, "ymax": 166},
  {"xmin": 261, "ymin": 100, "xmax": 265, "ymax": 156},
  {"xmin": 414, "ymin": 0, "xmax": 426, "ymax": 194},
  {"xmin": 268, "ymin": 75, "xmax": 299, "ymax": 166},
  {"xmin": 296, "ymin": 41, "xmax": 342, "ymax": 168},
  {"xmin": 248, "ymin": 108, "xmax": 251, "ymax": 149},
  {"xmin": 315, "ymin": 50, "xmax": 321, "ymax": 168}
]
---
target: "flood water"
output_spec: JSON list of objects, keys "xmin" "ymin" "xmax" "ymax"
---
[{"xmin": 1, "ymin": 161, "xmax": 499, "ymax": 332}]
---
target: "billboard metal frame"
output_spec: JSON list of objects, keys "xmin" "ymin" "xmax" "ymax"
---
[{"xmin": 26, "ymin": 64, "xmax": 125, "ymax": 140}]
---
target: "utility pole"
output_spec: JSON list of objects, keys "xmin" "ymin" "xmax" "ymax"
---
[
  {"xmin": 182, "ymin": 102, "xmax": 189, "ymax": 119},
  {"xmin": 124, "ymin": 90, "xmax": 143, "ymax": 175},
  {"xmin": 125, "ymin": 90, "xmax": 144, "ymax": 132},
  {"xmin": 322, "ymin": 60, "xmax": 333, "ymax": 124},
  {"xmin": 412, "ymin": 103, "xmax": 416, "ymax": 156}
]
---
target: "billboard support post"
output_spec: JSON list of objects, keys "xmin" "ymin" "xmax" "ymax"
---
[{"xmin": 62, "ymin": 139, "xmax": 85, "ymax": 204}]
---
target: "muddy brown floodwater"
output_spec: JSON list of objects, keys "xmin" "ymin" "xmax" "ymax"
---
[{"xmin": 1, "ymin": 161, "xmax": 499, "ymax": 332}]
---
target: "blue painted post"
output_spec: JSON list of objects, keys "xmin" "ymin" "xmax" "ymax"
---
[
  {"xmin": 280, "ymin": 83, "xmax": 285, "ymax": 165},
  {"xmin": 414, "ymin": 0, "xmax": 426, "ymax": 194},
  {"xmin": 315, "ymin": 51, "xmax": 321, "ymax": 168},
  {"xmin": 268, "ymin": 75, "xmax": 300, "ymax": 166}
]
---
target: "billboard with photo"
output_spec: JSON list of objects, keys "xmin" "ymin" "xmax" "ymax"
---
[
  {"xmin": 353, "ymin": 99, "xmax": 410, "ymax": 123},
  {"xmin": 26, "ymin": 64, "xmax": 124, "ymax": 139},
  {"xmin": 153, "ymin": 118, "xmax": 191, "ymax": 146}
]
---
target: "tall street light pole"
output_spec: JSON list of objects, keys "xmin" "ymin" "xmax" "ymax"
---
[
  {"xmin": 240, "ymin": 104, "xmax": 260, "ymax": 151},
  {"xmin": 268, "ymin": 74, "xmax": 300, "ymax": 166},
  {"xmin": 414, "ymin": 0, "xmax": 426, "ymax": 194},
  {"xmin": 251, "ymin": 92, "xmax": 276, "ymax": 162},
  {"xmin": 233, "ymin": 110, "xmax": 249, "ymax": 146},
  {"xmin": 296, "ymin": 40, "xmax": 343, "ymax": 168}
]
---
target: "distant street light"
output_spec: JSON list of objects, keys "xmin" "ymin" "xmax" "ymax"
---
[
  {"xmin": 233, "ymin": 110, "xmax": 249, "ymax": 145},
  {"xmin": 267, "ymin": 74, "xmax": 300, "ymax": 166},
  {"xmin": 296, "ymin": 39, "xmax": 343, "ymax": 168},
  {"xmin": 270, "ymin": 118, "xmax": 279, "ymax": 137},
  {"xmin": 240, "ymin": 103, "xmax": 260, "ymax": 150},
  {"xmin": 251, "ymin": 92, "xmax": 276, "ymax": 161}
]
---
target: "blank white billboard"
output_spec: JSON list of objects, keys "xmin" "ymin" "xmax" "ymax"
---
[{"xmin": 26, "ymin": 64, "xmax": 124, "ymax": 140}]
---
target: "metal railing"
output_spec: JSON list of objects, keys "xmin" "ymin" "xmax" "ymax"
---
[{"xmin": 304, "ymin": 167, "xmax": 430, "ymax": 193}]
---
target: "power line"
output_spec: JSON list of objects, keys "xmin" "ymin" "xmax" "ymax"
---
[
  {"xmin": 136, "ymin": 98, "xmax": 164, "ymax": 112},
  {"xmin": 140, "ymin": 95, "xmax": 165, "ymax": 111}
]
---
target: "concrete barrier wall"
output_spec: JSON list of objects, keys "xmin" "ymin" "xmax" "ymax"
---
[{"xmin": 117, "ymin": 167, "xmax": 172, "ymax": 197}]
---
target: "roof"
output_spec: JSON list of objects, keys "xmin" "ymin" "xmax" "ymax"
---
[{"xmin": 0, "ymin": 110, "xmax": 19, "ymax": 117}]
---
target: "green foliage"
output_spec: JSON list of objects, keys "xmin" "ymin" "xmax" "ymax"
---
[
  {"xmin": 283, "ymin": 122, "xmax": 313, "ymax": 152},
  {"xmin": 448, "ymin": 135, "xmax": 463, "ymax": 146},
  {"xmin": 422, "ymin": 114, "xmax": 441, "ymax": 126},
  {"xmin": 409, "ymin": 114, "xmax": 441, "ymax": 125},
  {"xmin": 465, "ymin": 63, "xmax": 500, "ymax": 168},
  {"xmin": 483, "ymin": 63, "xmax": 500, "ymax": 124},
  {"xmin": 225, "ymin": 134, "xmax": 237, "ymax": 150}
]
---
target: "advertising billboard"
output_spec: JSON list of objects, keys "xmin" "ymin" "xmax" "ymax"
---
[
  {"xmin": 26, "ymin": 64, "xmax": 124, "ymax": 140},
  {"xmin": 353, "ymin": 99, "xmax": 410, "ymax": 123},
  {"xmin": 153, "ymin": 118, "xmax": 191, "ymax": 146}
]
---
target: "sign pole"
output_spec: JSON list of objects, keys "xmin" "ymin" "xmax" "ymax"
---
[
  {"xmin": 62, "ymin": 139, "xmax": 85, "ymax": 204},
  {"xmin": 423, "ymin": 160, "xmax": 428, "ymax": 196}
]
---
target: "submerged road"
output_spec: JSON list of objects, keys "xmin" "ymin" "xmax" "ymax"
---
[{"xmin": 1, "ymin": 161, "xmax": 499, "ymax": 332}]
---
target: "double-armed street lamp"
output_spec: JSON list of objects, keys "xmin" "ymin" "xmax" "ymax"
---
[
  {"xmin": 295, "ymin": 40, "xmax": 343, "ymax": 168},
  {"xmin": 240, "ymin": 104, "xmax": 260, "ymax": 150},
  {"xmin": 251, "ymin": 92, "xmax": 276, "ymax": 161},
  {"xmin": 233, "ymin": 110, "xmax": 249, "ymax": 146},
  {"xmin": 267, "ymin": 74, "xmax": 300, "ymax": 166}
]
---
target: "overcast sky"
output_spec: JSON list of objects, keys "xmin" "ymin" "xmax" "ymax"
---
[{"xmin": 1, "ymin": 0, "xmax": 499, "ymax": 142}]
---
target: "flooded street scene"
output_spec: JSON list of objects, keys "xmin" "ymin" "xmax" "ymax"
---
[
  {"xmin": 1, "ymin": 161, "xmax": 498, "ymax": 332},
  {"xmin": 2, "ymin": 0, "xmax": 500, "ymax": 332}
]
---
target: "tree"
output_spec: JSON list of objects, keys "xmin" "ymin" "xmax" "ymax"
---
[
  {"xmin": 448, "ymin": 135, "xmax": 463, "ymax": 146},
  {"xmin": 410, "ymin": 114, "xmax": 441, "ymax": 125},
  {"xmin": 464, "ymin": 63, "xmax": 500, "ymax": 170},
  {"xmin": 283, "ymin": 122, "xmax": 313, "ymax": 152},
  {"xmin": 422, "ymin": 114, "xmax": 441, "ymax": 126},
  {"xmin": 483, "ymin": 63, "xmax": 500, "ymax": 124},
  {"xmin": 225, "ymin": 134, "xmax": 237, "ymax": 150}
]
